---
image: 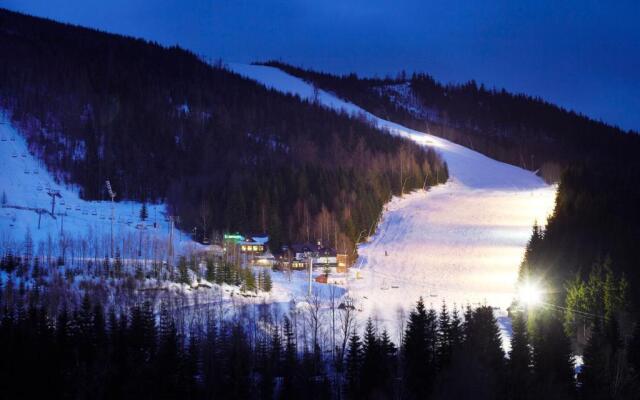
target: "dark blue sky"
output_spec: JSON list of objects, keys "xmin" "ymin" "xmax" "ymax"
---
[{"xmin": 4, "ymin": 0, "xmax": 639, "ymax": 131}]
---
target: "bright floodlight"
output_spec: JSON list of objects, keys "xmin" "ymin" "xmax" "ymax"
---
[{"xmin": 518, "ymin": 281, "xmax": 542, "ymax": 306}]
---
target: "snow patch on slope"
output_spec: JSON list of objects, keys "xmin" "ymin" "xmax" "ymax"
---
[{"xmin": 0, "ymin": 114, "xmax": 192, "ymax": 250}]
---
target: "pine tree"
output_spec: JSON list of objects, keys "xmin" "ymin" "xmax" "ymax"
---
[
  {"xmin": 508, "ymin": 311, "xmax": 532, "ymax": 400},
  {"xmin": 216, "ymin": 262, "xmax": 226, "ymax": 285},
  {"xmin": 579, "ymin": 318, "xmax": 609, "ymax": 400},
  {"xmin": 403, "ymin": 297, "xmax": 433, "ymax": 399},
  {"xmin": 263, "ymin": 270, "xmax": 273, "ymax": 292},
  {"xmin": 459, "ymin": 306, "xmax": 506, "ymax": 400},
  {"xmin": 449, "ymin": 306, "xmax": 463, "ymax": 349},
  {"xmin": 532, "ymin": 312, "xmax": 575, "ymax": 399},
  {"xmin": 205, "ymin": 258, "xmax": 216, "ymax": 282},
  {"xmin": 361, "ymin": 318, "xmax": 384, "ymax": 398},
  {"xmin": 282, "ymin": 316, "xmax": 298, "ymax": 400},
  {"xmin": 426, "ymin": 306, "xmax": 438, "ymax": 369},
  {"xmin": 139, "ymin": 203, "xmax": 148, "ymax": 221},
  {"xmin": 270, "ymin": 324, "xmax": 283, "ymax": 376},
  {"xmin": 256, "ymin": 269, "xmax": 264, "ymax": 291},
  {"xmin": 178, "ymin": 256, "xmax": 190, "ymax": 285},
  {"xmin": 345, "ymin": 331, "xmax": 362, "ymax": 400},
  {"xmin": 437, "ymin": 301, "xmax": 452, "ymax": 368},
  {"xmin": 379, "ymin": 328, "xmax": 397, "ymax": 398}
]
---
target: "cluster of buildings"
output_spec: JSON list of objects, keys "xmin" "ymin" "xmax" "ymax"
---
[{"xmin": 222, "ymin": 232, "xmax": 351, "ymax": 273}]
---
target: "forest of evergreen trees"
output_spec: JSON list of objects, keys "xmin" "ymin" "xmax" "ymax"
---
[
  {"xmin": 0, "ymin": 9, "xmax": 448, "ymax": 252},
  {"xmin": 1, "ymin": 226, "xmax": 640, "ymax": 399},
  {"xmin": 3, "ymin": 280, "xmax": 640, "ymax": 399},
  {"xmin": 8, "ymin": 268, "xmax": 640, "ymax": 400}
]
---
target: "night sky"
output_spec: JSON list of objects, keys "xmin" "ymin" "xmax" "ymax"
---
[{"xmin": 4, "ymin": 0, "xmax": 639, "ymax": 131}]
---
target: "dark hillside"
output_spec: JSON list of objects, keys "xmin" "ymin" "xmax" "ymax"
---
[
  {"xmin": 264, "ymin": 61, "xmax": 637, "ymax": 182},
  {"xmin": 0, "ymin": 9, "xmax": 448, "ymax": 249}
]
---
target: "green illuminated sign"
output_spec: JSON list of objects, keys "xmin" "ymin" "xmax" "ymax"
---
[{"xmin": 224, "ymin": 233, "xmax": 244, "ymax": 242}]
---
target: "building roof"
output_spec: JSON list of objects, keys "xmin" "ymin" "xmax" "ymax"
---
[
  {"xmin": 317, "ymin": 247, "xmax": 337, "ymax": 257},
  {"xmin": 290, "ymin": 242, "xmax": 320, "ymax": 254}
]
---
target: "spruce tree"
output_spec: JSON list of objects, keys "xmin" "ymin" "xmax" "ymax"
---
[
  {"xmin": 449, "ymin": 306, "xmax": 463, "ymax": 349},
  {"xmin": 345, "ymin": 331, "xmax": 362, "ymax": 400},
  {"xmin": 460, "ymin": 306, "xmax": 506, "ymax": 400},
  {"xmin": 178, "ymin": 256, "xmax": 190, "ymax": 285},
  {"xmin": 532, "ymin": 312, "xmax": 575, "ymax": 399},
  {"xmin": 263, "ymin": 270, "xmax": 273, "ymax": 292},
  {"xmin": 205, "ymin": 258, "xmax": 216, "ymax": 282},
  {"xmin": 579, "ymin": 318, "xmax": 608, "ymax": 400},
  {"xmin": 270, "ymin": 324, "xmax": 283, "ymax": 376},
  {"xmin": 282, "ymin": 316, "xmax": 298, "ymax": 400},
  {"xmin": 361, "ymin": 318, "xmax": 384, "ymax": 398},
  {"xmin": 139, "ymin": 203, "xmax": 148, "ymax": 221},
  {"xmin": 508, "ymin": 311, "xmax": 532, "ymax": 400},
  {"xmin": 437, "ymin": 301, "xmax": 452, "ymax": 368},
  {"xmin": 379, "ymin": 328, "xmax": 397, "ymax": 398},
  {"xmin": 403, "ymin": 297, "xmax": 432, "ymax": 399}
]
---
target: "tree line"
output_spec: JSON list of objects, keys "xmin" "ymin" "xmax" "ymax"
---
[
  {"xmin": 2, "ymin": 225, "xmax": 639, "ymax": 399},
  {"xmin": 264, "ymin": 61, "xmax": 639, "ymax": 183},
  {"xmin": 4, "ymin": 276, "xmax": 640, "ymax": 399}
]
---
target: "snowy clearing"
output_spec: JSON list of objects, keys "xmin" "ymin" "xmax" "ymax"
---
[
  {"xmin": 229, "ymin": 63, "xmax": 557, "ymax": 333},
  {"xmin": 0, "ymin": 114, "xmax": 193, "ymax": 252}
]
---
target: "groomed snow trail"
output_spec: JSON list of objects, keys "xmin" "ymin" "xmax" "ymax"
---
[{"xmin": 231, "ymin": 64, "xmax": 557, "ymax": 325}]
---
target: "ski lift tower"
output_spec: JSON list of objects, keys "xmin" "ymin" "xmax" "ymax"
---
[
  {"xmin": 105, "ymin": 180, "xmax": 116, "ymax": 259},
  {"xmin": 46, "ymin": 189, "xmax": 61, "ymax": 215}
]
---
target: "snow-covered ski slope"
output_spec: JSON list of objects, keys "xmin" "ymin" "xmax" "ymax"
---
[
  {"xmin": 0, "ymin": 114, "xmax": 190, "ymax": 249},
  {"xmin": 230, "ymin": 64, "xmax": 557, "ymax": 317}
]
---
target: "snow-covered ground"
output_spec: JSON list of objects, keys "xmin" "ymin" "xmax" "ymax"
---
[
  {"xmin": 0, "ymin": 114, "xmax": 192, "ymax": 251},
  {"xmin": 229, "ymin": 64, "xmax": 557, "ymax": 339}
]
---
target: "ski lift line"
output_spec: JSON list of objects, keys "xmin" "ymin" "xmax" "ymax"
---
[{"xmin": 540, "ymin": 301, "xmax": 602, "ymax": 319}]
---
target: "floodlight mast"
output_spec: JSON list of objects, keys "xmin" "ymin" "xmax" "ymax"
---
[{"xmin": 105, "ymin": 180, "xmax": 116, "ymax": 259}]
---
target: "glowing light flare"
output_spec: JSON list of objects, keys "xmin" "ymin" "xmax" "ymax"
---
[{"xmin": 518, "ymin": 281, "xmax": 543, "ymax": 306}]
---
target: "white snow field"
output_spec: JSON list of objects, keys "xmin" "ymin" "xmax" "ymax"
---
[
  {"xmin": 229, "ymin": 64, "xmax": 557, "ymax": 327},
  {"xmin": 0, "ymin": 114, "xmax": 191, "ymax": 252}
]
